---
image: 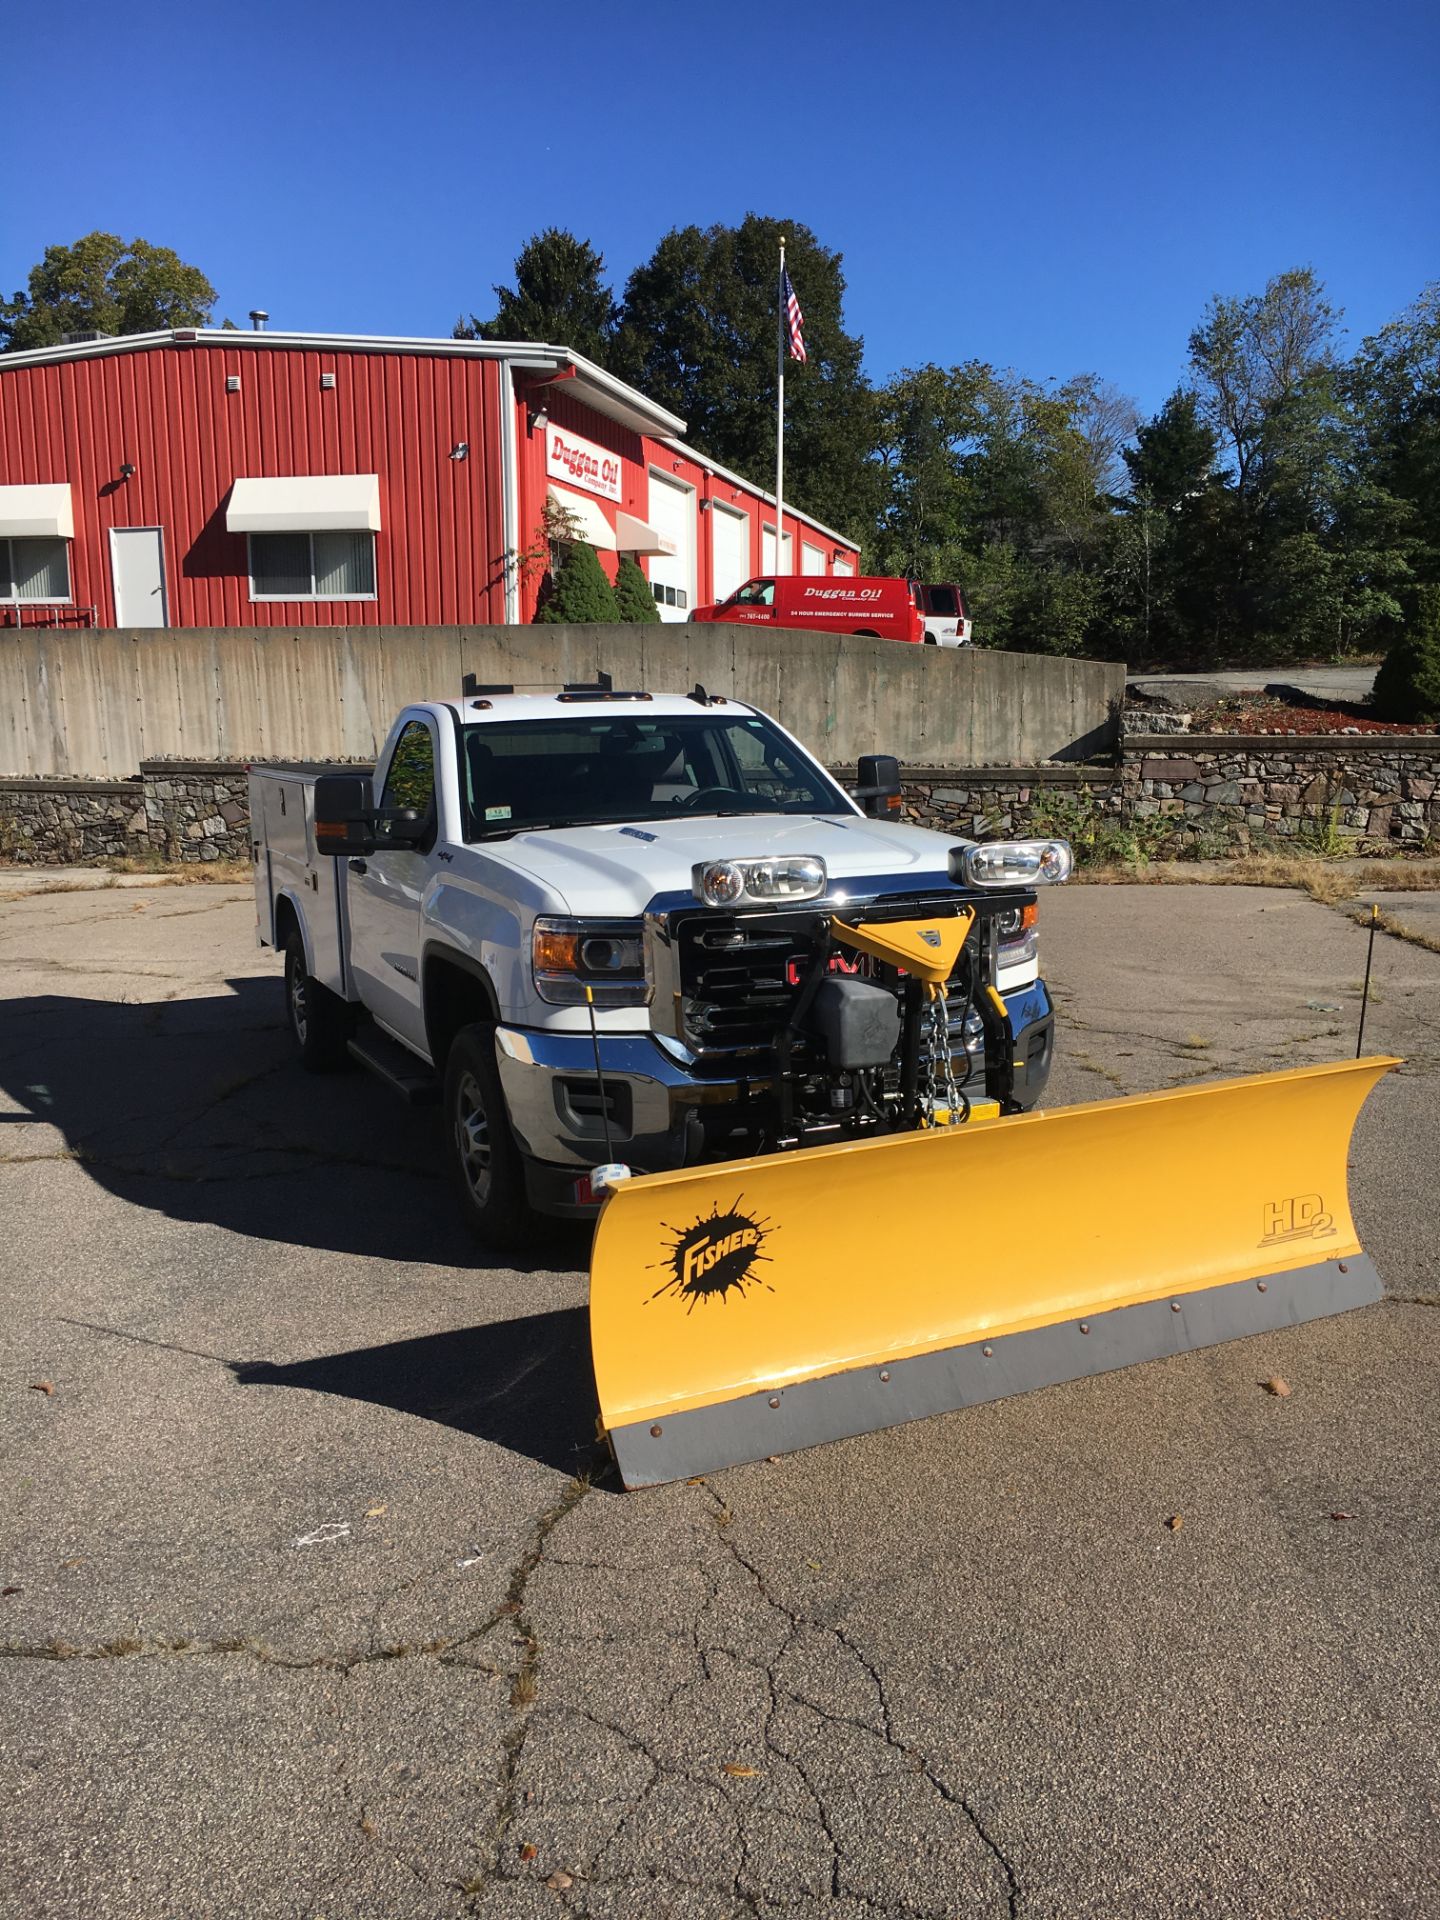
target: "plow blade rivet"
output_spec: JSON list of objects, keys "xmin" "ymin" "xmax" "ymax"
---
[
  {"xmin": 879, "ymin": 1370, "xmax": 891, "ymax": 1382},
  {"xmin": 982, "ymin": 1346, "xmax": 993, "ymax": 1358},
  {"xmin": 1257, "ymin": 1282, "xmax": 1268, "ymax": 1293},
  {"xmin": 1171, "ymin": 1301, "xmax": 1182, "ymax": 1312},
  {"xmin": 768, "ymin": 1396, "xmax": 780, "ymax": 1409},
  {"xmin": 650, "ymin": 1425, "xmax": 663, "ymax": 1437},
  {"xmin": 1079, "ymin": 1322, "xmax": 1091, "ymax": 1335},
  {"xmin": 1338, "ymin": 1262, "xmax": 1349, "ymax": 1273}
]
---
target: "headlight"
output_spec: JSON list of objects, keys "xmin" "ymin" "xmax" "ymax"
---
[
  {"xmin": 532, "ymin": 917, "xmax": 651, "ymax": 1006},
  {"xmin": 693, "ymin": 855, "xmax": 827, "ymax": 908},
  {"xmin": 951, "ymin": 840, "xmax": 1073, "ymax": 887}
]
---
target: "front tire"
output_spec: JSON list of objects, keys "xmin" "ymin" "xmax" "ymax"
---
[
  {"xmin": 444, "ymin": 1024, "xmax": 533, "ymax": 1250},
  {"xmin": 283, "ymin": 931, "xmax": 352, "ymax": 1072}
]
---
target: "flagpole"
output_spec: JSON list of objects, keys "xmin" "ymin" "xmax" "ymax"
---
[{"xmin": 775, "ymin": 235, "xmax": 786, "ymax": 577}]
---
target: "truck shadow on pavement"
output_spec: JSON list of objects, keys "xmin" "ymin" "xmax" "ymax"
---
[
  {"xmin": 230, "ymin": 1310, "xmax": 604, "ymax": 1480},
  {"xmin": 0, "ymin": 979, "xmax": 585, "ymax": 1275}
]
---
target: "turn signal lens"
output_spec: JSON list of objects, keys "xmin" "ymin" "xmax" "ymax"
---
[
  {"xmin": 694, "ymin": 856, "xmax": 827, "ymax": 908},
  {"xmin": 533, "ymin": 925, "xmax": 581, "ymax": 973}
]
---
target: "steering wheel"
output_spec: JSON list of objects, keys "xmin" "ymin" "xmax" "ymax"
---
[{"xmin": 679, "ymin": 786, "xmax": 751, "ymax": 811}]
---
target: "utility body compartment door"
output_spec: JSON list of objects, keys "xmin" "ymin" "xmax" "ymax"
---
[{"xmin": 345, "ymin": 716, "xmax": 436, "ymax": 1053}]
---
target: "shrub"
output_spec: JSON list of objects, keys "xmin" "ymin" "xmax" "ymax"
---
[
  {"xmin": 534, "ymin": 541, "xmax": 620, "ymax": 624},
  {"xmin": 613, "ymin": 555, "xmax": 660, "ymax": 623},
  {"xmin": 1373, "ymin": 585, "xmax": 1440, "ymax": 724}
]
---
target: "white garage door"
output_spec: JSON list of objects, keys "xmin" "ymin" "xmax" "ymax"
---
[
  {"xmin": 761, "ymin": 525, "xmax": 794, "ymax": 574},
  {"xmin": 801, "ymin": 541, "xmax": 825, "ymax": 576},
  {"xmin": 711, "ymin": 503, "xmax": 750, "ymax": 603},
  {"xmin": 647, "ymin": 471, "xmax": 696, "ymax": 622},
  {"xmin": 832, "ymin": 554, "xmax": 855, "ymax": 578}
]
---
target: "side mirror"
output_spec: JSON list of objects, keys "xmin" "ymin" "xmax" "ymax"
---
[
  {"xmin": 851, "ymin": 752, "xmax": 903, "ymax": 819},
  {"xmin": 314, "ymin": 773, "xmax": 378, "ymax": 856}
]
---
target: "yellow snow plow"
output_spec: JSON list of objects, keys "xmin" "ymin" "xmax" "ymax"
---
[{"xmin": 591, "ymin": 1055, "xmax": 1399, "ymax": 1488}]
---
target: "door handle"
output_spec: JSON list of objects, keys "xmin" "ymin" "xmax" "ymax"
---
[{"xmin": 348, "ymin": 859, "xmax": 368, "ymax": 875}]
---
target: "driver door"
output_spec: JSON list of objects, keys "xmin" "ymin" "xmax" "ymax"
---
[{"xmin": 345, "ymin": 717, "xmax": 434, "ymax": 1053}]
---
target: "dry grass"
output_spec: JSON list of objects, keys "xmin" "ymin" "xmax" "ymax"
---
[
  {"xmin": 101, "ymin": 856, "xmax": 251, "ymax": 883},
  {"xmin": 1078, "ymin": 856, "xmax": 1440, "ymax": 906},
  {"xmin": 1354, "ymin": 906, "xmax": 1440, "ymax": 956}
]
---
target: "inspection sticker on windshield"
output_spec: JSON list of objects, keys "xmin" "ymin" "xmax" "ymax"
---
[{"xmin": 485, "ymin": 805, "xmax": 511, "ymax": 822}]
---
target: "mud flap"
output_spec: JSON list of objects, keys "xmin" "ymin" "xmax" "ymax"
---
[{"xmin": 590, "ymin": 1057, "xmax": 1400, "ymax": 1488}]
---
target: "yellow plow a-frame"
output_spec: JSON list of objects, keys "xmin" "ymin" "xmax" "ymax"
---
[{"xmin": 590, "ymin": 1057, "xmax": 1399, "ymax": 1488}]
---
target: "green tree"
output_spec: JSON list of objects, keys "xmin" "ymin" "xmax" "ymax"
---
[
  {"xmin": 454, "ymin": 229, "xmax": 620, "ymax": 366},
  {"xmin": 535, "ymin": 542, "xmax": 620, "ymax": 624},
  {"xmin": 1343, "ymin": 284, "xmax": 1440, "ymax": 587},
  {"xmin": 613, "ymin": 555, "xmax": 660, "ymax": 622},
  {"xmin": 1373, "ymin": 584, "xmax": 1440, "ymax": 723},
  {"xmin": 0, "ymin": 232, "xmax": 216, "ymax": 351},
  {"xmin": 616, "ymin": 214, "xmax": 879, "ymax": 540},
  {"xmin": 1123, "ymin": 390, "xmax": 1217, "ymax": 508}
]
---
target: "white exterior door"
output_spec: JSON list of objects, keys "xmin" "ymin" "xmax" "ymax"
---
[
  {"xmin": 110, "ymin": 527, "xmax": 168, "ymax": 627},
  {"xmin": 646, "ymin": 471, "xmax": 696, "ymax": 622},
  {"xmin": 761, "ymin": 525, "xmax": 794, "ymax": 574},
  {"xmin": 801, "ymin": 541, "xmax": 825, "ymax": 576},
  {"xmin": 710, "ymin": 503, "xmax": 750, "ymax": 603}
]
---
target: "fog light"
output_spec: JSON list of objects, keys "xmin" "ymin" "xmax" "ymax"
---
[{"xmin": 694, "ymin": 855, "xmax": 826, "ymax": 908}]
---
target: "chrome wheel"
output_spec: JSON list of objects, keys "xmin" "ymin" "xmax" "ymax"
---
[
  {"xmin": 455, "ymin": 1070, "xmax": 493, "ymax": 1205},
  {"xmin": 288, "ymin": 957, "xmax": 309, "ymax": 1045}
]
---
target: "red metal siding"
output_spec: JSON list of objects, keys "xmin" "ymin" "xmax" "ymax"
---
[{"xmin": 0, "ymin": 343, "xmax": 507, "ymax": 627}]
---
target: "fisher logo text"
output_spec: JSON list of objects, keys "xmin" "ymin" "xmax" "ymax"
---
[
  {"xmin": 1260, "ymin": 1194, "xmax": 1335, "ymax": 1247},
  {"xmin": 650, "ymin": 1199, "xmax": 775, "ymax": 1310}
]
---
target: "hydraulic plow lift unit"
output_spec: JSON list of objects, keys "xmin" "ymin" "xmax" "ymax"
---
[{"xmin": 590, "ymin": 895, "xmax": 1399, "ymax": 1486}]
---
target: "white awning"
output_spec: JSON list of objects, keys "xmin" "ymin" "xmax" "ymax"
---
[
  {"xmin": 226, "ymin": 474, "xmax": 381, "ymax": 534},
  {"xmin": 0, "ymin": 483, "xmax": 73, "ymax": 539},
  {"xmin": 614, "ymin": 510, "xmax": 676, "ymax": 557},
  {"xmin": 547, "ymin": 483, "xmax": 615, "ymax": 551}
]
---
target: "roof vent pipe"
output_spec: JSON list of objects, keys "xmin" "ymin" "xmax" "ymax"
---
[{"xmin": 248, "ymin": 309, "xmax": 268, "ymax": 331}]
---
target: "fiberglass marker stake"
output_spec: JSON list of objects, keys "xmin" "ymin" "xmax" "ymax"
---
[{"xmin": 1356, "ymin": 903, "xmax": 1379, "ymax": 1059}]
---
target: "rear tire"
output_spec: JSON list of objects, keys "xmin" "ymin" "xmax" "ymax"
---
[
  {"xmin": 283, "ymin": 931, "xmax": 352, "ymax": 1072},
  {"xmin": 444, "ymin": 1024, "xmax": 534, "ymax": 1251}
]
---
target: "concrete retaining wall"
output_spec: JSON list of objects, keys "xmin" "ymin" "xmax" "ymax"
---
[{"xmin": 0, "ymin": 624, "xmax": 1123, "ymax": 778}]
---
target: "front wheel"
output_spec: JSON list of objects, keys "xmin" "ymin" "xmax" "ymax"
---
[
  {"xmin": 444, "ymin": 1024, "xmax": 534, "ymax": 1251},
  {"xmin": 283, "ymin": 931, "xmax": 352, "ymax": 1072}
]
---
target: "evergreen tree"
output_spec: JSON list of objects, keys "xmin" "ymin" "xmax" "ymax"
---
[
  {"xmin": 613, "ymin": 555, "xmax": 660, "ymax": 622},
  {"xmin": 454, "ymin": 230, "xmax": 620, "ymax": 366},
  {"xmin": 1373, "ymin": 585, "xmax": 1440, "ymax": 723},
  {"xmin": 616, "ymin": 215, "xmax": 879, "ymax": 540},
  {"xmin": 534, "ymin": 542, "xmax": 620, "ymax": 624}
]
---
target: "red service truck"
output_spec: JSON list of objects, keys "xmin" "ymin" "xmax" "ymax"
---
[{"xmin": 691, "ymin": 576, "xmax": 972, "ymax": 645}]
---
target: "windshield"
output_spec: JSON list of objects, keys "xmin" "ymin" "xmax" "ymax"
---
[
  {"xmin": 459, "ymin": 711, "xmax": 851, "ymax": 839},
  {"xmin": 726, "ymin": 578, "xmax": 775, "ymax": 607}
]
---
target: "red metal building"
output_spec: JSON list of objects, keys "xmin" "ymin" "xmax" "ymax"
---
[{"xmin": 0, "ymin": 329, "xmax": 859, "ymax": 631}]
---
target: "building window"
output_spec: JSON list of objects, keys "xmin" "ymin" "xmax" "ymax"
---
[
  {"xmin": 248, "ymin": 531, "xmax": 376, "ymax": 600},
  {"xmin": 652, "ymin": 582, "xmax": 688, "ymax": 610},
  {"xmin": 0, "ymin": 536, "xmax": 71, "ymax": 603}
]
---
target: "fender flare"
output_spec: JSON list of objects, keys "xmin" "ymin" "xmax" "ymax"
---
[
  {"xmin": 420, "ymin": 941, "xmax": 502, "ymax": 1060},
  {"xmin": 272, "ymin": 888, "xmax": 316, "ymax": 976}
]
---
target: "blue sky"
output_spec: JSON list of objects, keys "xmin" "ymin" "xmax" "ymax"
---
[{"xmin": 6, "ymin": 0, "xmax": 1436, "ymax": 415}]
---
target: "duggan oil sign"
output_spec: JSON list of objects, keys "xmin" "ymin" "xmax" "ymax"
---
[{"xmin": 545, "ymin": 424, "xmax": 622, "ymax": 503}]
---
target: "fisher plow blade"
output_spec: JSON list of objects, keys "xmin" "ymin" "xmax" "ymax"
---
[{"xmin": 590, "ymin": 1057, "xmax": 1400, "ymax": 1488}]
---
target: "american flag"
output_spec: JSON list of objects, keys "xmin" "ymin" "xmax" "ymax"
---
[{"xmin": 782, "ymin": 267, "xmax": 807, "ymax": 363}]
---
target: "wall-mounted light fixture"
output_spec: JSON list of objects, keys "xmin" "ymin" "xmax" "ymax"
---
[
  {"xmin": 449, "ymin": 442, "xmax": 469, "ymax": 462},
  {"xmin": 698, "ymin": 498, "xmax": 712, "ymax": 512},
  {"xmin": 119, "ymin": 463, "xmax": 137, "ymax": 480},
  {"xmin": 225, "ymin": 375, "xmax": 240, "ymax": 393},
  {"xmin": 320, "ymin": 372, "xmax": 336, "ymax": 391},
  {"xmin": 529, "ymin": 406, "xmax": 550, "ymax": 434}
]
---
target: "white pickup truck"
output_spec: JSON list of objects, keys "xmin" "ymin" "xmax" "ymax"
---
[{"xmin": 250, "ymin": 678, "xmax": 1065, "ymax": 1245}]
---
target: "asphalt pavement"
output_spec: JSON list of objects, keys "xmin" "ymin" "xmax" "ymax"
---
[
  {"xmin": 1127, "ymin": 665, "xmax": 1379, "ymax": 705},
  {"xmin": 2, "ymin": 876, "xmax": 1438, "ymax": 1919}
]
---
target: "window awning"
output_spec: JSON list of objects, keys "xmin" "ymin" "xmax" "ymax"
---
[
  {"xmin": 0, "ymin": 483, "xmax": 73, "ymax": 540},
  {"xmin": 614, "ymin": 510, "xmax": 676, "ymax": 557},
  {"xmin": 226, "ymin": 474, "xmax": 381, "ymax": 535},
  {"xmin": 547, "ymin": 483, "xmax": 615, "ymax": 552}
]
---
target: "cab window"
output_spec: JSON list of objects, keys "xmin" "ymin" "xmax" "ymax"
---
[
  {"xmin": 378, "ymin": 719, "xmax": 436, "ymax": 845},
  {"xmin": 729, "ymin": 578, "xmax": 775, "ymax": 607}
]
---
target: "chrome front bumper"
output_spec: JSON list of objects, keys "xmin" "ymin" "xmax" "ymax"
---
[{"xmin": 493, "ymin": 1026, "xmax": 752, "ymax": 1174}]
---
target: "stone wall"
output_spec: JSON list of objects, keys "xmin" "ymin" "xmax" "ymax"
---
[
  {"xmin": 4, "ymin": 736, "xmax": 1439, "ymax": 868},
  {"xmin": 0, "ymin": 761, "xmax": 251, "ymax": 865}
]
